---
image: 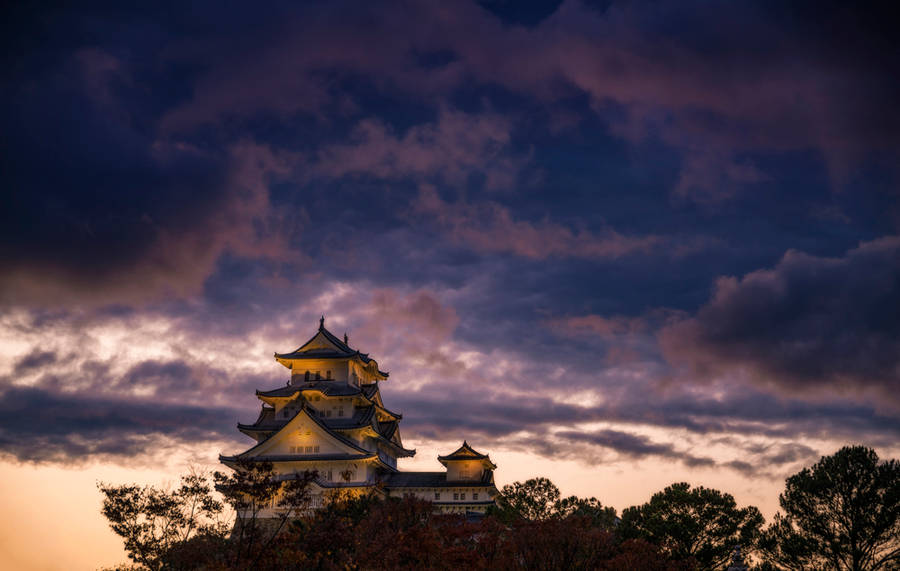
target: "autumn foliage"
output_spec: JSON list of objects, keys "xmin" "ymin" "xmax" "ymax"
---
[{"xmin": 99, "ymin": 446, "xmax": 900, "ymax": 571}]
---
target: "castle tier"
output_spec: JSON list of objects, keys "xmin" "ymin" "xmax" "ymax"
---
[{"xmin": 220, "ymin": 317, "xmax": 499, "ymax": 515}]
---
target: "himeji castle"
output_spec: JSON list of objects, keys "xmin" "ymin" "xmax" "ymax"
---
[{"xmin": 220, "ymin": 317, "xmax": 499, "ymax": 515}]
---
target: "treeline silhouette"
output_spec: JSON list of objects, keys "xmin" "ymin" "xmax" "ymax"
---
[{"xmin": 99, "ymin": 445, "xmax": 900, "ymax": 570}]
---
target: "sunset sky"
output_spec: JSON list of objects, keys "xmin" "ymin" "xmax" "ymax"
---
[{"xmin": 2, "ymin": 1, "xmax": 899, "ymax": 569}]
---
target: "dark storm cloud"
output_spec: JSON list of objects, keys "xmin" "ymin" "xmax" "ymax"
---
[
  {"xmin": 556, "ymin": 429, "xmax": 694, "ymax": 460},
  {"xmin": 0, "ymin": 20, "xmax": 298, "ymax": 306},
  {"xmin": 13, "ymin": 351, "xmax": 58, "ymax": 375},
  {"xmin": 3, "ymin": 0, "xmax": 897, "ymax": 309},
  {"xmin": 0, "ymin": 345, "xmax": 277, "ymax": 463},
  {"xmin": 660, "ymin": 237, "xmax": 900, "ymax": 403},
  {"xmin": 389, "ymin": 381, "xmax": 900, "ymax": 449},
  {"xmin": 162, "ymin": 1, "xmax": 898, "ymax": 197},
  {"xmin": 0, "ymin": 385, "xmax": 243, "ymax": 463}
]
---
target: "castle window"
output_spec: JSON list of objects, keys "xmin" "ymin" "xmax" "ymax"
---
[
  {"xmin": 304, "ymin": 371, "xmax": 310, "ymax": 381},
  {"xmin": 326, "ymin": 470, "xmax": 333, "ymax": 480},
  {"xmin": 314, "ymin": 445, "xmax": 320, "ymax": 453},
  {"xmin": 473, "ymin": 493, "xmax": 479, "ymax": 500},
  {"xmin": 305, "ymin": 446, "xmax": 313, "ymax": 453},
  {"xmin": 453, "ymin": 493, "xmax": 459, "ymax": 500},
  {"xmin": 315, "ymin": 371, "xmax": 321, "ymax": 380},
  {"xmin": 460, "ymin": 493, "xmax": 466, "ymax": 500},
  {"xmin": 338, "ymin": 407, "xmax": 344, "ymax": 417},
  {"xmin": 326, "ymin": 410, "xmax": 332, "ymax": 417},
  {"xmin": 434, "ymin": 492, "xmax": 440, "ymax": 500},
  {"xmin": 326, "ymin": 370, "xmax": 332, "ymax": 379}
]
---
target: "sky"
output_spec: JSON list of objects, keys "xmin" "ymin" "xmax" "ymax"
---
[{"xmin": 2, "ymin": 1, "xmax": 899, "ymax": 568}]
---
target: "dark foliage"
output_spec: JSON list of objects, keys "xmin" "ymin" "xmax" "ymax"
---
[
  {"xmin": 98, "ymin": 447, "xmax": 900, "ymax": 570},
  {"xmin": 98, "ymin": 470, "xmax": 226, "ymax": 571},
  {"xmin": 488, "ymin": 476, "xmax": 617, "ymax": 528},
  {"xmin": 619, "ymin": 482, "xmax": 764, "ymax": 570},
  {"xmin": 759, "ymin": 445, "xmax": 900, "ymax": 571}
]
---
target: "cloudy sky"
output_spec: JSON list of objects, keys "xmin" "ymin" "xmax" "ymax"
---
[{"xmin": 2, "ymin": 1, "xmax": 899, "ymax": 568}]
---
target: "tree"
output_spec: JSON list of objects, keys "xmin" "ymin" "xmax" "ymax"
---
[
  {"xmin": 489, "ymin": 476, "xmax": 617, "ymax": 528},
  {"xmin": 213, "ymin": 459, "xmax": 316, "ymax": 568},
  {"xmin": 555, "ymin": 495, "xmax": 618, "ymax": 530},
  {"xmin": 760, "ymin": 445, "xmax": 900, "ymax": 571},
  {"xmin": 491, "ymin": 477, "xmax": 561, "ymax": 521},
  {"xmin": 98, "ymin": 469, "xmax": 226, "ymax": 570},
  {"xmin": 619, "ymin": 482, "xmax": 764, "ymax": 570}
]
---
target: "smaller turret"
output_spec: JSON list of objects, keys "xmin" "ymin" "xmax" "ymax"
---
[{"xmin": 438, "ymin": 441, "xmax": 497, "ymax": 482}]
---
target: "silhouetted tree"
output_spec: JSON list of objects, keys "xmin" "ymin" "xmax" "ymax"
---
[
  {"xmin": 759, "ymin": 445, "xmax": 900, "ymax": 571},
  {"xmin": 489, "ymin": 477, "xmax": 617, "ymax": 527},
  {"xmin": 98, "ymin": 470, "xmax": 226, "ymax": 571},
  {"xmin": 619, "ymin": 482, "xmax": 764, "ymax": 570},
  {"xmin": 491, "ymin": 476, "xmax": 561, "ymax": 521},
  {"xmin": 555, "ymin": 495, "xmax": 618, "ymax": 530},
  {"xmin": 213, "ymin": 459, "xmax": 316, "ymax": 568}
]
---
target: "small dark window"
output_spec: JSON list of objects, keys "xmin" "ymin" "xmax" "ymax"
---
[
  {"xmin": 315, "ymin": 371, "xmax": 321, "ymax": 380},
  {"xmin": 326, "ymin": 370, "xmax": 332, "ymax": 379},
  {"xmin": 461, "ymin": 493, "xmax": 466, "ymax": 500},
  {"xmin": 434, "ymin": 492, "xmax": 440, "ymax": 500},
  {"xmin": 304, "ymin": 371, "xmax": 310, "ymax": 381},
  {"xmin": 473, "ymin": 493, "xmax": 479, "ymax": 500},
  {"xmin": 453, "ymin": 493, "xmax": 459, "ymax": 500}
]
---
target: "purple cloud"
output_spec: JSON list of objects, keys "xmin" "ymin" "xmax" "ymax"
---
[{"xmin": 660, "ymin": 236, "xmax": 900, "ymax": 405}]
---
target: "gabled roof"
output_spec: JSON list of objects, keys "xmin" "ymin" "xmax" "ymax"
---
[
  {"xmin": 326, "ymin": 407, "xmax": 415, "ymax": 458},
  {"xmin": 230, "ymin": 402, "xmax": 372, "ymax": 461},
  {"xmin": 254, "ymin": 382, "xmax": 402, "ymax": 419},
  {"xmin": 437, "ymin": 441, "xmax": 497, "ymax": 470},
  {"xmin": 273, "ymin": 318, "xmax": 388, "ymax": 377}
]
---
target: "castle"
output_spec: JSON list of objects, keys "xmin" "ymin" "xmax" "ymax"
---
[{"xmin": 220, "ymin": 317, "xmax": 499, "ymax": 515}]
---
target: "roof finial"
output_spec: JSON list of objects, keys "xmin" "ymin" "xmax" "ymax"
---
[
  {"xmin": 319, "ymin": 315, "xmax": 325, "ymax": 330},
  {"xmin": 344, "ymin": 332, "xmax": 349, "ymax": 344}
]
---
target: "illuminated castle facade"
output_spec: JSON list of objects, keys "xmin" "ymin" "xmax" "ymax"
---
[{"xmin": 220, "ymin": 317, "xmax": 498, "ymax": 515}]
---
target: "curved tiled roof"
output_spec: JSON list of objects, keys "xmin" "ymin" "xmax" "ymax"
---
[
  {"xmin": 437, "ymin": 441, "xmax": 497, "ymax": 470},
  {"xmin": 274, "ymin": 321, "xmax": 388, "ymax": 376},
  {"xmin": 221, "ymin": 453, "xmax": 377, "ymax": 463},
  {"xmin": 257, "ymin": 382, "xmax": 363, "ymax": 398},
  {"xmin": 383, "ymin": 470, "xmax": 496, "ymax": 488}
]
